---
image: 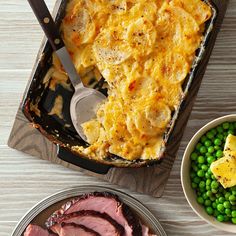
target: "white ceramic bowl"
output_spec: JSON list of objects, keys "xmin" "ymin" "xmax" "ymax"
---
[{"xmin": 181, "ymin": 114, "xmax": 236, "ymax": 233}]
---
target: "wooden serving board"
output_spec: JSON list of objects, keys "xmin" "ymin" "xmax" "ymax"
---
[{"xmin": 8, "ymin": 0, "xmax": 228, "ymax": 197}]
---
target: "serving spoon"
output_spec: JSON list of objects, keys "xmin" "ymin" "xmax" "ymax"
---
[{"xmin": 27, "ymin": 0, "xmax": 106, "ymax": 141}]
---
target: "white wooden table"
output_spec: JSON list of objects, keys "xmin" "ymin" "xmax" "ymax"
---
[{"xmin": 0, "ymin": 0, "xmax": 236, "ymax": 235}]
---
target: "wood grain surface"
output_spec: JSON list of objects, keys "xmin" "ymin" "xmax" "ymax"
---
[
  {"xmin": 8, "ymin": 0, "xmax": 228, "ymax": 197},
  {"xmin": 0, "ymin": 0, "xmax": 235, "ymax": 235}
]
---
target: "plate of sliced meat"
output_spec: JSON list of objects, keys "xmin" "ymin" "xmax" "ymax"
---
[{"xmin": 11, "ymin": 185, "xmax": 166, "ymax": 236}]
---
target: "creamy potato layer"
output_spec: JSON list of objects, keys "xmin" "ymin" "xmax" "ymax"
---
[{"xmin": 46, "ymin": 0, "xmax": 212, "ymax": 161}]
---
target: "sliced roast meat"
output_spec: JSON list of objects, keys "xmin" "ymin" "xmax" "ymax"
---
[
  {"xmin": 46, "ymin": 192, "xmax": 142, "ymax": 236},
  {"xmin": 50, "ymin": 210, "xmax": 125, "ymax": 236},
  {"xmin": 24, "ymin": 224, "xmax": 55, "ymax": 236},
  {"xmin": 60, "ymin": 222, "xmax": 100, "ymax": 236}
]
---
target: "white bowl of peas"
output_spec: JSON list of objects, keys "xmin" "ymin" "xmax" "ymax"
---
[{"xmin": 181, "ymin": 114, "xmax": 236, "ymax": 233}]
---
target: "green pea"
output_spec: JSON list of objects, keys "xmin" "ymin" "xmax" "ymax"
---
[
  {"xmin": 223, "ymin": 201, "xmax": 231, "ymax": 209},
  {"xmin": 206, "ymin": 179, "xmax": 211, "ymax": 186},
  {"xmin": 229, "ymin": 123, "xmax": 234, "ymax": 130},
  {"xmin": 207, "ymin": 146, "xmax": 214, "ymax": 154},
  {"xmin": 211, "ymin": 128, "xmax": 217, "ymax": 135},
  {"xmin": 201, "ymin": 135, "xmax": 207, "ymax": 143},
  {"xmin": 197, "ymin": 196, "xmax": 204, "ymax": 204},
  {"xmin": 225, "ymin": 208, "xmax": 231, "ymax": 216},
  {"xmin": 206, "ymin": 190, "xmax": 213, "ymax": 198},
  {"xmin": 193, "ymin": 176, "xmax": 201, "ymax": 184},
  {"xmin": 197, "ymin": 156, "xmax": 205, "ymax": 164},
  {"xmin": 214, "ymin": 145, "xmax": 221, "ymax": 151},
  {"xmin": 232, "ymin": 210, "xmax": 236, "ymax": 218},
  {"xmin": 205, "ymin": 152, "xmax": 211, "ymax": 157},
  {"xmin": 205, "ymin": 199, "xmax": 212, "ymax": 206},
  {"xmin": 206, "ymin": 132, "xmax": 214, "ymax": 139},
  {"xmin": 207, "ymin": 156, "xmax": 215, "ymax": 164},
  {"xmin": 214, "ymin": 139, "xmax": 222, "ymax": 146},
  {"xmin": 206, "ymin": 190, "xmax": 213, "ymax": 197},
  {"xmin": 201, "ymin": 164, "xmax": 208, "ymax": 171},
  {"xmin": 204, "ymin": 140, "xmax": 212, "ymax": 147},
  {"xmin": 197, "ymin": 170, "xmax": 205, "ymax": 178},
  {"xmin": 223, "ymin": 122, "xmax": 230, "ymax": 129},
  {"xmin": 217, "ymin": 134, "xmax": 224, "ymax": 140},
  {"xmin": 229, "ymin": 195, "xmax": 236, "ymax": 202},
  {"xmin": 206, "ymin": 186, "xmax": 211, "ymax": 191},
  {"xmin": 205, "ymin": 172, "xmax": 211, "ymax": 179},
  {"xmin": 225, "ymin": 192, "xmax": 231, "ymax": 200},
  {"xmin": 196, "ymin": 143, "xmax": 202, "ymax": 151},
  {"xmin": 232, "ymin": 190, "xmax": 236, "ymax": 196},
  {"xmin": 206, "ymin": 206, "xmax": 214, "ymax": 215},
  {"xmin": 202, "ymin": 193, "xmax": 208, "ymax": 200},
  {"xmin": 199, "ymin": 188, "xmax": 205, "ymax": 193},
  {"xmin": 212, "ymin": 189, "xmax": 218, "ymax": 194},
  {"xmin": 219, "ymin": 197, "xmax": 225, "ymax": 203},
  {"xmin": 231, "ymin": 186, "xmax": 236, "ymax": 191},
  {"xmin": 210, "ymin": 196, "xmax": 216, "ymax": 202},
  {"xmin": 199, "ymin": 181, "xmax": 205, "ymax": 188},
  {"xmin": 211, "ymin": 180, "xmax": 219, "ymax": 189},
  {"xmin": 191, "ymin": 163, "xmax": 198, "ymax": 172},
  {"xmin": 217, "ymin": 126, "xmax": 224, "ymax": 133},
  {"xmin": 232, "ymin": 218, "xmax": 236, "ymax": 224},
  {"xmin": 200, "ymin": 146, "xmax": 207, "ymax": 154},
  {"xmin": 217, "ymin": 204, "xmax": 224, "ymax": 212},
  {"xmin": 212, "ymin": 202, "xmax": 217, "ymax": 209},
  {"xmin": 216, "ymin": 150, "xmax": 223, "ymax": 158},
  {"xmin": 217, "ymin": 215, "xmax": 224, "ymax": 222},
  {"xmin": 191, "ymin": 152, "xmax": 198, "ymax": 160}
]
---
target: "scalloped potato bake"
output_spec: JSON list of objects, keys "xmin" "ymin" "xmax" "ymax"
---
[{"xmin": 48, "ymin": 0, "xmax": 212, "ymax": 161}]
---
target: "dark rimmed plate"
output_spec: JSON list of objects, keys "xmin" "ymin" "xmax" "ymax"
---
[{"xmin": 11, "ymin": 185, "xmax": 167, "ymax": 236}]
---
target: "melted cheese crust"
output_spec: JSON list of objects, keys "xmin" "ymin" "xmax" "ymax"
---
[{"xmin": 50, "ymin": 0, "xmax": 212, "ymax": 161}]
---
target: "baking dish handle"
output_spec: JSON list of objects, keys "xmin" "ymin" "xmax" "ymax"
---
[{"xmin": 57, "ymin": 146, "xmax": 112, "ymax": 174}]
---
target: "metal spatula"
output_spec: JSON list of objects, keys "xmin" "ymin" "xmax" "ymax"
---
[{"xmin": 27, "ymin": 0, "xmax": 106, "ymax": 142}]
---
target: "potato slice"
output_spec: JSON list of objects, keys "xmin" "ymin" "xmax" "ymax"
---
[
  {"xmin": 134, "ymin": 101, "xmax": 171, "ymax": 136},
  {"xmin": 62, "ymin": 5, "xmax": 96, "ymax": 46},
  {"xmin": 126, "ymin": 18, "xmax": 156, "ymax": 58},
  {"xmin": 170, "ymin": 0, "xmax": 212, "ymax": 25},
  {"xmin": 93, "ymin": 30, "xmax": 131, "ymax": 65}
]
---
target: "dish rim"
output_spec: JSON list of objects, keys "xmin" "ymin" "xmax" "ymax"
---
[
  {"xmin": 11, "ymin": 185, "xmax": 167, "ymax": 236},
  {"xmin": 181, "ymin": 114, "xmax": 236, "ymax": 233}
]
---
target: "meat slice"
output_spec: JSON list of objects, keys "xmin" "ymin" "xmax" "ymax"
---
[
  {"xmin": 60, "ymin": 222, "xmax": 100, "ymax": 236},
  {"xmin": 50, "ymin": 210, "xmax": 125, "ymax": 236},
  {"xmin": 46, "ymin": 192, "xmax": 142, "ymax": 236},
  {"xmin": 24, "ymin": 224, "xmax": 55, "ymax": 236}
]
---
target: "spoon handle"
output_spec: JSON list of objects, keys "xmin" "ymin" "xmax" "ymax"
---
[{"xmin": 27, "ymin": 0, "xmax": 83, "ymax": 88}]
